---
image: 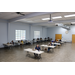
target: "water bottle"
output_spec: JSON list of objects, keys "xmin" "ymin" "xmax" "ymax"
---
[{"xmin": 34, "ymin": 48, "xmax": 35, "ymax": 51}]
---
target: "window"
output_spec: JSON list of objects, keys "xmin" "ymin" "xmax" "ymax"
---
[
  {"xmin": 15, "ymin": 30, "xmax": 26, "ymax": 40},
  {"xmin": 34, "ymin": 31, "xmax": 40, "ymax": 39}
]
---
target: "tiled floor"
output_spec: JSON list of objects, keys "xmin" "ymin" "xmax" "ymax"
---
[{"xmin": 0, "ymin": 42, "xmax": 75, "ymax": 62}]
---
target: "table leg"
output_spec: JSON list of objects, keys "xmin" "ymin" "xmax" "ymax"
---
[
  {"xmin": 52, "ymin": 48, "xmax": 54, "ymax": 53},
  {"xmin": 26, "ymin": 51, "xmax": 30, "ymax": 57},
  {"xmin": 38, "ymin": 54, "xmax": 42, "ymax": 61}
]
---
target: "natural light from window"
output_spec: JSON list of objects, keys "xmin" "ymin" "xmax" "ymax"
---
[{"xmin": 15, "ymin": 30, "xmax": 26, "ymax": 40}]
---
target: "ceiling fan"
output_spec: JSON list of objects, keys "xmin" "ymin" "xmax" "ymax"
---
[
  {"xmin": 49, "ymin": 14, "xmax": 53, "ymax": 22},
  {"xmin": 16, "ymin": 12, "xmax": 25, "ymax": 16},
  {"xmin": 11, "ymin": 12, "xmax": 25, "ymax": 16}
]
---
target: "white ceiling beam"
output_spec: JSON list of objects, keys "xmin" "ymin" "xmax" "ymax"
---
[{"xmin": 8, "ymin": 12, "xmax": 55, "ymax": 23}]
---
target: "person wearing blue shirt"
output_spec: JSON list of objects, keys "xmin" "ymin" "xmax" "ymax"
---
[
  {"xmin": 48, "ymin": 42, "xmax": 52, "ymax": 52},
  {"xmin": 34, "ymin": 45, "xmax": 41, "ymax": 58},
  {"xmin": 53, "ymin": 40, "xmax": 57, "ymax": 46}
]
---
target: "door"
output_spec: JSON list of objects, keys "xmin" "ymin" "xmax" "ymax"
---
[
  {"xmin": 55, "ymin": 34, "xmax": 62, "ymax": 41},
  {"xmin": 72, "ymin": 34, "xmax": 75, "ymax": 43}
]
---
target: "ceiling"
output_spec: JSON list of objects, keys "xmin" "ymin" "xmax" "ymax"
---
[
  {"xmin": 0, "ymin": 12, "xmax": 75, "ymax": 27},
  {"xmin": 0, "ymin": 12, "xmax": 33, "ymax": 19}
]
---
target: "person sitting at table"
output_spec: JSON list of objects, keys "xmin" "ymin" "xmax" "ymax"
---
[
  {"xmin": 7, "ymin": 42, "xmax": 10, "ymax": 44},
  {"xmin": 54, "ymin": 39, "xmax": 56, "ymax": 42},
  {"xmin": 59, "ymin": 39, "xmax": 61, "ymax": 41},
  {"xmin": 47, "ymin": 42, "xmax": 52, "ymax": 52},
  {"xmin": 53, "ymin": 39, "xmax": 57, "ymax": 46},
  {"xmin": 18, "ymin": 41, "xmax": 20, "ymax": 43},
  {"xmin": 34, "ymin": 45, "xmax": 41, "ymax": 58},
  {"xmin": 21, "ymin": 40, "xmax": 24, "ymax": 44},
  {"xmin": 10, "ymin": 40, "xmax": 14, "ymax": 45}
]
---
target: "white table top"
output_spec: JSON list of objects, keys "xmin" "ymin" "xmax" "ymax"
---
[
  {"xmin": 24, "ymin": 48, "xmax": 44, "ymax": 54},
  {"xmin": 52, "ymin": 43, "xmax": 60, "ymax": 45},
  {"xmin": 41, "ymin": 45, "xmax": 47, "ymax": 46},
  {"xmin": 3, "ymin": 44, "xmax": 13, "ymax": 46},
  {"xmin": 60, "ymin": 42, "xmax": 64, "ymax": 43},
  {"xmin": 40, "ymin": 45, "xmax": 56, "ymax": 48}
]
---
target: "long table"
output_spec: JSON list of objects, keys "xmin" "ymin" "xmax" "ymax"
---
[
  {"xmin": 3, "ymin": 44, "xmax": 13, "ymax": 47},
  {"xmin": 24, "ymin": 48, "xmax": 44, "ymax": 59},
  {"xmin": 52, "ymin": 43, "xmax": 61, "ymax": 45},
  {"xmin": 3, "ymin": 43, "xmax": 13, "ymax": 49},
  {"xmin": 40, "ymin": 45, "xmax": 56, "ymax": 52}
]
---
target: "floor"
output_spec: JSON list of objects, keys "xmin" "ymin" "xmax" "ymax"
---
[{"xmin": 0, "ymin": 42, "xmax": 75, "ymax": 62}]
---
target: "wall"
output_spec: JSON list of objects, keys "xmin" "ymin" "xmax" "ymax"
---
[
  {"xmin": 31, "ymin": 26, "xmax": 47, "ymax": 40},
  {"xmin": 8, "ymin": 22, "xmax": 47, "ymax": 42},
  {"xmin": 47, "ymin": 26, "xmax": 75, "ymax": 42},
  {"xmin": 8, "ymin": 22, "xmax": 30, "ymax": 42},
  {"xmin": 0, "ymin": 21, "xmax": 48, "ymax": 48},
  {"xmin": 0, "ymin": 20, "xmax": 7, "ymax": 48}
]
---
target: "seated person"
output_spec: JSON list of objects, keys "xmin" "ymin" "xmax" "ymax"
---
[
  {"xmin": 10, "ymin": 40, "xmax": 14, "ymax": 45},
  {"xmin": 57, "ymin": 39, "xmax": 61, "ymax": 43},
  {"xmin": 53, "ymin": 40, "xmax": 57, "ymax": 46},
  {"xmin": 7, "ymin": 42, "xmax": 10, "ymax": 44},
  {"xmin": 59, "ymin": 39, "xmax": 61, "ymax": 41},
  {"xmin": 34, "ymin": 45, "xmax": 41, "ymax": 58},
  {"xmin": 48, "ymin": 42, "xmax": 52, "ymax": 52},
  {"xmin": 54, "ymin": 39, "xmax": 56, "ymax": 42},
  {"xmin": 21, "ymin": 40, "xmax": 24, "ymax": 44},
  {"xmin": 18, "ymin": 41, "xmax": 20, "ymax": 43}
]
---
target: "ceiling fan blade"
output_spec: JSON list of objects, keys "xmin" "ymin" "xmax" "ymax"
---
[{"xmin": 16, "ymin": 12, "xmax": 25, "ymax": 16}]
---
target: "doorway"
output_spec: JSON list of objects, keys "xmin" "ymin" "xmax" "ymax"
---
[
  {"xmin": 72, "ymin": 34, "xmax": 75, "ymax": 43},
  {"xmin": 55, "ymin": 34, "xmax": 62, "ymax": 41}
]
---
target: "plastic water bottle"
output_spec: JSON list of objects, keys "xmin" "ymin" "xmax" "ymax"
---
[{"xmin": 34, "ymin": 48, "xmax": 35, "ymax": 51}]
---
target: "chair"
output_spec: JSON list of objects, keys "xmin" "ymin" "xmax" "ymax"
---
[
  {"xmin": 33, "ymin": 39, "xmax": 35, "ymax": 44},
  {"xmin": 40, "ymin": 38, "xmax": 42, "ymax": 42},
  {"xmin": 37, "ymin": 38, "xmax": 39, "ymax": 43},
  {"xmin": 48, "ymin": 37, "xmax": 50, "ymax": 41},
  {"xmin": 45, "ymin": 38, "xmax": 47, "ymax": 42}
]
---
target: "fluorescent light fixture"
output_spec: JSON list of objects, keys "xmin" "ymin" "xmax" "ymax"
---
[
  {"xmin": 64, "ymin": 14, "xmax": 75, "ymax": 17},
  {"xmin": 42, "ymin": 18, "xmax": 50, "ymax": 20},
  {"xmin": 42, "ymin": 16, "xmax": 62, "ymax": 20},
  {"xmin": 52, "ymin": 16, "xmax": 62, "ymax": 19}
]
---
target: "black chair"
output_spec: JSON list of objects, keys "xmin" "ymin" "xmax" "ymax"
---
[
  {"xmin": 37, "ymin": 38, "xmax": 40, "ymax": 43},
  {"xmin": 47, "ymin": 37, "xmax": 50, "ymax": 41},
  {"xmin": 40, "ymin": 38, "xmax": 42, "ymax": 42},
  {"xmin": 44, "ymin": 38, "xmax": 47, "ymax": 42},
  {"xmin": 33, "ymin": 39, "xmax": 35, "ymax": 44}
]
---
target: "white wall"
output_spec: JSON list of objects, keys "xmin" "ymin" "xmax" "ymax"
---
[
  {"xmin": 8, "ymin": 22, "xmax": 47, "ymax": 42},
  {"xmin": 0, "ymin": 21, "xmax": 48, "ymax": 48},
  {"xmin": 31, "ymin": 26, "xmax": 47, "ymax": 40},
  {"xmin": 8, "ymin": 22, "xmax": 30, "ymax": 42},
  {"xmin": 0, "ymin": 20, "xmax": 7, "ymax": 48},
  {"xmin": 47, "ymin": 26, "xmax": 75, "ymax": 42}
]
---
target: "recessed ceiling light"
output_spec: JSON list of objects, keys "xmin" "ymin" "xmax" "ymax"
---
[
  {"xmin": 52, "ymin": 16, "xmax": 62, "ymax": 19},
  {"xmin": 42, "ymin": 18, "xmax": 50, "ymax": 20},
  {"xmin": 64, "ymin": 14, "xmax": 75, "ymax": 17}
]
